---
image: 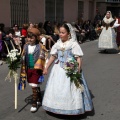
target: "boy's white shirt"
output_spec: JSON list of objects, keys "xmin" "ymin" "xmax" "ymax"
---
[{"xmin": 28, "ymin": 45, "xmax": 36, "ymax": 54}]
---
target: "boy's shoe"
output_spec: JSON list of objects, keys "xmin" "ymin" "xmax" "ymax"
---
[
  {"xmin": 30, "ymin": 106, "xmax": 37, "ymax": 113},
  {"xmin": 30, "ymin": 101, "xmax": 41, "ymax": 113},
  {"xmin": 37, "ymin": 101, "xmax": 41, "ymax": 106}
]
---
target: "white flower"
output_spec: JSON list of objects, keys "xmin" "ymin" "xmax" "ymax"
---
[
  {"xmin": 12, "ymin": 52, "xmax": 16, "ymax": 58},
  {"xmin": 11, "ymin": 49, "xmax": 18, "ymax": 52},
  {"xmin": 13, "ymin": 57, "xmax": 17, "ymax": 61},
  {"xmin": 8, "ymin": 53, "xmax": 12, "ymax": 56},
  {"xmin": 17, "ymin": 53, "xmax": 20, "ymax": 56},
  {"xmin": 67, "ymin": 57, "xmax": 72, "ymax": 61},
  {"xmin": 7, "ymin": 55, "xmax": 9, "ymax": 57},
  {"xmin": 15, "ymin": 49, "xmax": 18, "ymax": 52},
  {"xmin": 10, "ymin": 50, "xmax": 14, "ymax": 52}
]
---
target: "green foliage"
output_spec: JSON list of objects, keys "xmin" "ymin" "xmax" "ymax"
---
[
  {"xmin": 6, "ymin": 55, "xmax": 21, "ymax": 72},
  {"xmin": 66, "ymin": 72, "xmax": 82, "ymax": 88}
]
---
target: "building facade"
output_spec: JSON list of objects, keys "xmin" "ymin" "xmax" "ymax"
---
[
  {"xmin": 96, "ymin": 0, "xmax": 120, "ymax": 17},
  {"xmin": 0, "ymin": 0, "xmax": 120, "ymax": 27}
]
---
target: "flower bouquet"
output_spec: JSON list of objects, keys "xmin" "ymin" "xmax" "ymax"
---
[
  {"xmin": 4, "ymin": 40, "xmax": 21, "ymax": 109},
  {"xmin": 63, "ymin": 57, "xmax": 83, "ymax": 91},
  {"xmin": 5, "ymin": 49, "xmax": 21, "ymax": 80}
]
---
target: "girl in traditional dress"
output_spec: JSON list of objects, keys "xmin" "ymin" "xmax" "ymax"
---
[
  {"xmin": 42, "ymin": 23, "xmax": 93, "ymax": 115},
  {"xmin": 98, "ymin": 11, "xmax": 117, "ymax": 53},
  {"xmin": 20, "ymin": 28, "xmax": 47, "ymax": 112}
]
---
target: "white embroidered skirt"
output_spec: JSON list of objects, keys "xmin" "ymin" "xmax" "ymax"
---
[
  {"xmin": 42, "ymin": 63, "xmax": 93, "ymax": 115},
  {"xmin": 98, "ymin": 27, "xmax": 117, "ymax": 49}
]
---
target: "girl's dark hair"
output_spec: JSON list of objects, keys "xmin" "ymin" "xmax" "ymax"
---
[{"xmin": 60, "ymin": 23, "xmax": 70, "ymax": 33}]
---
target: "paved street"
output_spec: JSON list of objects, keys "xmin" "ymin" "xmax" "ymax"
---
[{"xmin": 0, "ymin": 40, "xmax": 120, "ymax": 120}]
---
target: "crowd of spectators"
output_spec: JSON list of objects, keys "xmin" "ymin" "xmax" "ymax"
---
[{"xmin": 0, "ymin": 14, "xmax": 104, "ymax": 61}]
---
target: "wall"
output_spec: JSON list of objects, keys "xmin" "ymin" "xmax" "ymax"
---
[
  {"xmin": 64, "ymin": 0, "xmax": 78, "ymax": 22},
  {"xmin": 96, "ymin": 2, "xmax": 107, "ymax": 15},
  {"xmin": 0, "ymin": 0, "xmax": 11, "ymax": 27},
  {"xmin": 28, "ymin": 0, "xmax": 45, "ymax": 23}
]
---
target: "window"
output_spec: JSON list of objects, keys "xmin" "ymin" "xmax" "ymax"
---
[
  {"xmin": 45, "ymin": 0, "xmax": 64, "ymax": 22},
  {"xmin": 89, "ymin": 1, "xmax": 94, "ymax": 20},
  {"xmin": 78, "ymin": 1, "xmax": 84, "ymax": 19},
  {"xmin": 10, "ymin": 0, "xmax": 29, "ymax": 27},
  {"xmin": 56, "ymin": 0, "xmax": 64, "ymax": 22},
  {"xmin": 45, "ymin": 0, "xmax": 55, "ymax": 21}
]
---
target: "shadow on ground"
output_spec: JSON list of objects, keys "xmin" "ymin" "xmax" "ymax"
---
[
  {"xmin": 99, "ymin": 49, "xmax": 119, "ymax": 54},
  {"xmin": 18, "ymin": 91, "xmax": 45, "ymax": 113},
  {"xmin": 18, "ymin": 90, "xmax": 95, "ymax": 120}
]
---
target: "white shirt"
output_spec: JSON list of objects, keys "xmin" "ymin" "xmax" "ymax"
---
[
  {"xmin": 113, "ymin": 19, "xmax": 120, "ymax": 28},
  {"xmin": 41, "ymin": 37, "xmax": 46, "ymax": 46},
  {"xmin": 50, "ymin": 40, "xmax": 84, "ymax": 57},
  {"xmin": 28, "ymin": 45, "xmax": 36, "ymax": 54},
  {"xmin": 15, "ymin": 31, "xmax": 21, "ymax": 37}
]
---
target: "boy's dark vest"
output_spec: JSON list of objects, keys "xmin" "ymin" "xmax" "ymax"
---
[{"xmin": 22, "ymin": 44, "xmax": 46, "ymax": 70}]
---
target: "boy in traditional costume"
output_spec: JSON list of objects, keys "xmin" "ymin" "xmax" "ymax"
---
[{"xmin": 19, "ymin": 28, "xmax": 47, "ymax": 112}]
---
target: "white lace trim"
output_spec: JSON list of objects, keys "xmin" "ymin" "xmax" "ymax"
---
[
  {"xmin": 29, "ymin": 83, "xmax": 40, "ymax": 87},
  {"xmin": 103, "ymin": 11, "xmax": 114, "ymax": 24}
]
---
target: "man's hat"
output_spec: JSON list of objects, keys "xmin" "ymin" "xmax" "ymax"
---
[{"xmin": 27, "ymin": 28, "xmax": 40, "ymax": 36}]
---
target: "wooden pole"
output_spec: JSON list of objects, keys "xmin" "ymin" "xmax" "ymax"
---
[{"xmin": 15, "ymin": 72, "xmax": 17, "ymax": 109}]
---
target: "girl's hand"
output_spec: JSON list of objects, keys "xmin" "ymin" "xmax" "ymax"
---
[
  {"xmin": 43, "ymin": 68, "xmax": 48, "ymax": 75},
  {"xmin": 43, "ymin": 55, "xmax": 56, "ymax": 75}
]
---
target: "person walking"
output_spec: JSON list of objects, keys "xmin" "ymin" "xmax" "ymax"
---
[
  {"xmin": 42, "ymin": 23, "xmax": 93, "ymax": 115},
  {"xmin": 98, "ymin": 11, "xmax": 117, "ymax": 53},
  {"xmin": 113, "ymin": 14, "xmax": 120, "ymax": 54}
]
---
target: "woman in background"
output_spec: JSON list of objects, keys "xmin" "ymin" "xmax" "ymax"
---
[{"xmin": 98, "ymin": 11, "xmax": 117, "ymax": 53}]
